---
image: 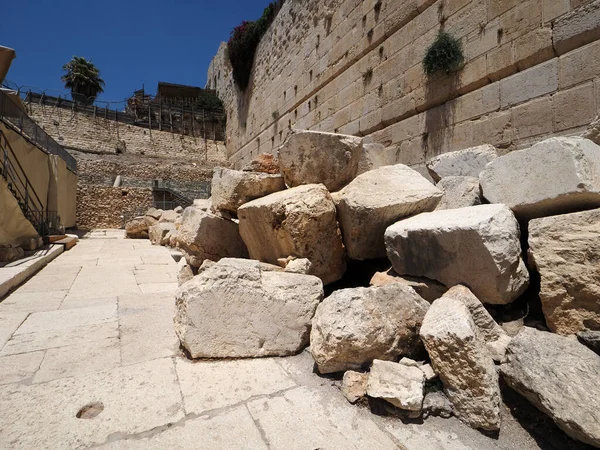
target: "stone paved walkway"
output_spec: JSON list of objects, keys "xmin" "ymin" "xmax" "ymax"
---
[{"xmin": 0, "ymin": 232, "xmax": 543, "ymax": 449}]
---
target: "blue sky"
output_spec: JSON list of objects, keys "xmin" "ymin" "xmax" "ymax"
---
[{"xmin": 1, "ymin": 0, "xmax": 270, "ymax": 106}]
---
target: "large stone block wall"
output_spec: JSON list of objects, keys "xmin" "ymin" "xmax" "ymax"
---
[{"xmin": 207, "ymin": 0, "xmax": 600, "ymax": 173}]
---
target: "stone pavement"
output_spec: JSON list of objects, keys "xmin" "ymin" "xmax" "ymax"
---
[{"xmin": 0, "ymin": 231, "xmax": 543, "ymax": 449}]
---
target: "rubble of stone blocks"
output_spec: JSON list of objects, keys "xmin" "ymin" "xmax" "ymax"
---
[{"xmin": 127, "ymin": 127, "xmax": 600, "ymax": 447}]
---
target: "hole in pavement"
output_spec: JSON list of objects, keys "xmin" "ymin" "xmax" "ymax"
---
[{"xmin": 76, "ymin": 402, "xmax": 104, "ymax": 419}]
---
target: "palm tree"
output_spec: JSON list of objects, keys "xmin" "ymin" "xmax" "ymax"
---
[{"xmin": 61, "ymin": 56, "xmax": 105, "ymax": 106}]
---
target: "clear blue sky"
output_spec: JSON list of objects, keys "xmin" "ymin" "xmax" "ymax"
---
[{"xmin": 1, "ymin": 0, "xmax": 270, "ymax": 106}]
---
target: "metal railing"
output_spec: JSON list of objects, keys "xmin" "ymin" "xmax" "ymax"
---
[
  {"xmin": 153, "ymin": 179, "xmax": 193, "ymax": 209},
  {"xmin": 0, "ymin": 89, "xmax": 77, "ymax": 173}
]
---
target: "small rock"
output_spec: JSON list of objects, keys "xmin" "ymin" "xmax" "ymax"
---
[
  {"xmin": 577, "ymin": 331, "xmax": 600, "ymax": 355},
  {"xmin": 366, "ymin": 360, "xmax": 425, "ymax": 412},
  {"xmin": 420, "ymin": 364, "xmax": 437, "ymax": 381},
  {"xmin": 149, "ymin": 223, "xmax": 175, "ymax": 246},
  {"xmin": 399, "ymin": 357, "xmax": 421, "ymax": 368},
  {"xmin": 341, "ymin": 371, "xmax": 368, "ymax": 404},
  {"xmin": 434, "ymin": 176, "xmax": 482, "ymax": 211},
  {"xmin": 370, "ymin": 269, "xmax": 447, "ymax": 303},
  {"xmin": 284, "ymin": 258, "xmax": 312, "ymax": 275},
  {"xmin": 177, "ymin": 259, "xmax": 194, "ymax": 286},
  {"xmin": 422, "ymin": 391, "xmax": 453, "ymax": 419},
  {"xmin": 426, "ymin": 145, "xmax": 498, "ymax": 182}
]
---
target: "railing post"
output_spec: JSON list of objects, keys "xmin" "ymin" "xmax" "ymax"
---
[{"xmin": 24, "ymin": 179, "xmax": 29, "ymax": 211}]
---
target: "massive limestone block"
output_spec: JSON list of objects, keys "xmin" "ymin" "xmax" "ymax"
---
[
  {"xmin": 310, "ymin": 284, "xmax": 430, "ymax": 374},
  {"xmin": 149, "ymin": 222, "xmax": 175, "ymax": 246},
  {"xmin": 385, "ymin": 204, "xmax": 529, "ymax": 304},
  {"xmin": 528, "ymin": 208, "xmax": 600, "ymax": 335},
  {"xmin": 370, "ymin": 269, "xmax": 447, "ymax": 303},
  {"xmin": 501, "ymin": 327, "xmax": 600, "ymax": 447},
  {"xmin": 237, "ymin": 184, "xmax": 346, "ymax": 285},
  {"xmin": 366, "ymin": 360, "xmax": 425, "ymax": 413},
  {"xmin": 357, "ymin": 143, "xmax": 397, "ymax": 175},
  {"xmin": 176, "ymin": 206, "xmax": 248, "ymax": 268},
  {"xmin": 420, "ymin": 296, "xmax": 501, "ymax": 431},
  {"xmin": 278, "ymin": 129, "xmax": 363, "ymax": 191},
  {"xmin": 125, "ymin": 216, "xmax": 149, "ymax": 239},
  {"xmin": 174, "ymin": 258, "xmax": 324, "ymax": 358},
  {"xmin": 334, "ymin": 164, "xmax": 442, "ymax": 260},
  {"xmin": 426, "ymin": 145, "xmax": 498, "ymax": 182},
  {"xmin": 211, "ymin": 167, "xmax": 286, "ymax": 215},
  {"xmin": 480, "ymin": 137, "xmax": 600, "ymax": 220},
  {"xmin": 434, "ymin": 176, "xmax": 482, "ymax": 211}
]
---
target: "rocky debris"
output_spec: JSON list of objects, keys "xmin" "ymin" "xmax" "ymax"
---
[
  {"xmin": 420, "ymin": 296, "xmax": 501, "ymax": 431},
  {"xmin": 480, "ymin": 137, "xmax": 600, "ymax": 220},
  {"xmin": 0, "ymin": 246, "xmax": 24, "ymax": 263},
  {"xmin": 175, "ymin": 206, "xmax": 248, "ymax": 268},
  {"xmin": 444, "ymin": 285, "xmax": 512, "ymax": 362},
  {"xmin": 149, "ymin": 222, "xmax": 176, "ymax": 246},
  {"xmin": 21, "ymin": 236, "xmax": 43, "ymax": 251},
  {"xmin": 367, "ymin": 360, "xmax": 425, "ymax": 414},
  {"xmin": 283, "ymin": 258, "xmax": 313, "ymax": 275},
  {"xmin": 426, "ymin": 145, "xmax": 498, "ymax": 182},
  {"xmin": 501, "ymin": 327, "xmax": 600, "ymax": 447},
  {"xmin": 399, "ymin": 357, "xmax": 421, "ymax": 368},
  {"xmin": 357, "ymin": 143, "xmax": 396, "ymax": 175},
  {"xmin": 238, "ymin": 184, "xmax": 346, "ymax": 285},
  {"xmin": 310, "ymin": 284, "xmax": 429, "ymax": 374},
  {"xmin": 334, "ymin": 165, "xmax": 442, "ymax": 260},
  {"xmin": 278, "ymin": 129, "xmax": 363, "ymax": 192},
  {"xmin": 370, "ymin": 269, "xmax": 447, "ymax": 303},
  {"xmin": 177, "ymin": 259, "xmax": 194, "ymax": 286},
  {"xmin": 174, "ymin": 206, "xmax": 183, "ymax": 214},
  {"xmin": 341, "ymin": 371, "xmax": 368, "ymax": 404},
  {"xmin": 242, "ymin": 153, "xmax": 280, "ymax": 174},
  {"xmin": 434, "ymin": 176, "xmax": 482, "ymax": 211},
  {"xmin": 528, "ymin": 208, "xmax": 600, "ymax": 335},
  {"xmin": 583, "ymin": 114, "xmax": 600, "ymax": 145},
  {"xmin": 192, "ymin": 198, "xmax": 212, "ymax": 211},
  {"xmin": 158, "ymin": 209, "xmax": 180, "ymax": 224},
  {"xmin": 577, "ymin": 331, "xmax": 600, "ymax": 355},
  {"xmin": 211, "ymin": 167, "xmax": 286, "ymax": 215},
  {"xmin": 146, "ymin": 207, "xmax": 163, "ymax": 221},
  {"xmin": 125, "ymin": 216, "xmax": 150, "ymax": 239},
  {"xmin": 420, "ymin": 364, "xmax": 437, "ymax": 381},
  {"xmin": 385, "ymin": 204, "xmax": 529, "ymax": 305},
  {"xmin": 422, "ymin": 391, "xmax": 454, "ymax": 419},
  {"xmin": 174, "ymin": 258, "xmax": 323, "ymax": 358}
]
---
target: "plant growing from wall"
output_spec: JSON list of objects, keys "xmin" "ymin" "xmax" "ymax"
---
[
  {"xmin": 61, "ymin": 56, "xmax": 105, "ymax": 106},
  {"xmin": 422, "ymin": 32, "xmax": 464, "ymax": 77},
  {"xmin": 228, "ymin": 1, "xmax": 284, "ymax": 91}
]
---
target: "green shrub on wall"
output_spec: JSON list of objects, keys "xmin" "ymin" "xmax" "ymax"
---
[
  {"xmin": 228, "ymin": 1, "xmax": 284, "ymax": 91},
  {"xmin": 422, "ymin": 32, "xmax": 464, "ymax": 77}
]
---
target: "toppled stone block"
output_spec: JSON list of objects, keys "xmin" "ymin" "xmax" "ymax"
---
[
  {"xmin": 480, "ymin": 137, "xmax": 600, "ymax": 220},
  {"xmin": 501, "ymin": 327, "xmax": 600, "ymax": 447},
  {"xmin": 367, "ymin": 360, "xmax": 425, "ymax": 413},
  {"xmin": 125, "ymin": 216, "xmax": 149, "ymax": 239},
  {"xmin": 176, "ymin": 206, "xmax": 248, "ymax": 268},
  {"xmin": 242, "ymin": 153, "xmax": 280, "ymax": 174},
  {"xmin": 158, "ymin": 210, "xmax": 180, "ymax": 224},
  {"xmin": 341, "ymin": 371, "xmax": 368, "ymax": 404},
  {"xmin": 335, "ymin": 165, "xmax": 442, "ymax": 260},
  {"xmin": 420, "ymin": 296, "xmax": 501, "ymax": 431},
  {"xmin": 146, "ymin": 207, "xmax": 163, "ymax": 221},
  {"xmin": 528, "ymin": 208, "xmax": 600, "ymax": 335},
  {"xmin": 278, "ymin": 129, "xmax": 363, "ymax": 192},
  {"xmin": 426, "ymin": 145, "xmax": 498, "ymax": 182},
  {"xmin": 174, "ymin": 258, "xmax": 323, "ymax": 358},
  {"xmin": 434, "ymin": 176, "xmax": 482, "ymax": 211},
  {"xmin": 211, "ymin": 167, "xmax": 286, "ymax": 215},
  {"xmin": 310, "ymin": 284, "xmax": 429, "ymax": 374},
  {"xmin": 238, "ymin": 184, "xmax": 346, "ymax": 285},
  {"xmin": 370, "ymin": 269, "xmax": 447, "ymax": 303},
  {"xmin": 149, "ymin": 222, "xmax": 175, "ymax": 246},
  {"xmin": 177, "ymin": 258, "xmax": 194, "ymax": 286},
  {"xmin": 357, "ymin": 143, "xmax": 397, "ymax": 175},
  {"xmin": 385, "ymin": 204, "xmax": 529, "ymax": 305}
]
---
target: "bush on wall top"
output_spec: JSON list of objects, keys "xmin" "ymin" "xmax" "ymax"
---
[
  {"xmin": 228, "ymin": 1, "xmax": 284, "ymax": 91},
  {"xmin": 422, "ymin": 31, "xmax": 464, "ymax": 77}
]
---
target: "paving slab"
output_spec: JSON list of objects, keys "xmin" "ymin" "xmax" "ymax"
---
[
  {"xmin": 14, "ymin": 303, "xmax": 117, "ymax": 335},
  {"xmin": 60, "ymin": 295, "xmax": 118, "ymax": 310},
  {"xmin": 133, "ymin": 270, "xmax": 176, "ymax": 284},
  {"xmin": 0, "ymin": 351, "xmax": 45, "ymax": 385},
  {"xmin": 0, "ymin": 312, "xmax": 28, "ymax": 351},
  {"xmin": 138, "ymin": 282, "xmax": 178, "ymax": 294},
  {"xmin": 0, "ymin": 290, "xmax": 67, "ymax": 313}
]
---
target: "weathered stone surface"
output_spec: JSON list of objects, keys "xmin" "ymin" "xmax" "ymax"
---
[
  {"xmin": 175, "ymin": 206, "xmax": 248, "ymax": 268},
  {"xmin": 501, "ymin": 327, "xmax": 600, "ymax": 447},
  {"xmin": 422, "ymin": 391, "xmax": 453, "ymax": 419},
  {"xmin": 577, "ymin": 331, "xmax": 600, "ymax": 355},
  {"xmin": 370, "ymin": 269, "xmax": 447, "ymax": 303},
  {"xmin": 177, "ymin": 259, "xmax": 194, "ymax": 286},
  {"xmin": 192, "ymin": 198, "xmax": 211, "ymax": 211},
  {"xmin": 341, "ymin": 371, "xmax": 368, "ymax": 404},
  {"xmin": 149, "ymin": 223, "xmax": 175, "ymax": 246},
  {"xmin": 278, "ymin": 129, "xmax": 363, "ymax": 191},
  {"xmin": 480, "ymin": 137, "xmax": 600, "ymax": 220},
  {"xmin": 174, "ymin": 206, "xmax": 183, "ymax": 214},
  {"xmin": 238, "ymin": 184, "xmax": 345, "ymax": 285},
  {"xmin": 242, "ymin": 152, "xmax": 280, "ymax": 174},
  {"xmin": 435, "ymin": 176, "xmax": 482, "ymax": 211},
  {"xmin": 284, "ymin": 258, "xmax": 312, "ymax": 275},
  {"xmin": 174, "ymin": 258, "xmax": 323, "ymax": 358},
  {"xmin": 357, "ymin": 143, "xmax": 396, "ymax": 175},
  {"xmin": 426, "ymin": 145, "xmax": 498, "ymax": 182},
  {"xmin": 158, "ymin": 210, "xmax": 180, "ymax": 224},
  {"xmin": 385, "ymin": 204, "xmax": 529, "ymax": 305},
  {"xmin": 420, "ymin": 296, "xmax": 501, "ymax": 431},
  {"xmin": 334, "ymin": 164, "xmax": 442, "ymax": 260},
  {"xmin": 367, "ymin": 360, "xmax": 425, "ymax": 412},
  {"xmin": 420, "ymin": 363, "xmax": 436, "ymax": 381},
  {"xmin": 0, "ymin": 246, "xmax": 24, "ymax": 263},
  {"xmin": 125, "ymin": 216, "xmax": 149, "ymax": 239},
  {"xmin": 583, "ymin": 115, "xmax": 600, "ymax": 145},
  {"xmin": 444, "ymin": 285, "xmax": 511, "ymax": 362},
  {"xmin": 146, "ymin": 208, "xmax": 163, "ymax": 221},
  {"xmin": 528, "ymin": 208, "xmax": 600, "ymax": 335},
  {"xmin": 310, "ymin": 284, "xmax": 429, "ymax": 374},
  {"xmin": 211, "ymin": 167, "xmax": 286, "ymax": 214}
]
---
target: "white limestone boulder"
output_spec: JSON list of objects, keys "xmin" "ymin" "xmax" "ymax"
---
[
  {"xmin": 334, "ymin": 164, "xmax": 442, "ymax": 260},
  {"xmin": 125, "ymin": 216, "xmax": 149, "ymax": 239},
  {"xmin": 175, "ymin": 206, "xmax": 248, "ymax": 268},
  {"xmin": 149, "ymin": 222, "xmax": 175, "ymax": 246},
  {"xmin": 341, "ymin": 371, "xmax": 368, "ymax": 404},
  {"xmin": 366, "ymin": 360, "xmax": 425, "ymax": 413},
  {"xmin": 528, "ymin": 208, "xmax": 600, "ymax": 335},
  {"xmin": 278, "ymin": 129, "xmax": 363, "ymax": 191},
  {"xmin": 210, "ymin": 167, "xmax": 286, "ymax": 215},
  {"xmin": 434, "ymin": 176, "xmax": 482, "ymax": 211},
  {"xmin": 310, "ymin": 284, "xmax": 430, "ymax": 374},
  {"xmin": 501, "ymin": 327, "xmax": 600, "ymax": 447},
  {"xmin": 480, "ymin": 137, "xmax": 600, "ymax": 220},
  {"xmin": 357, "ymin": 143, "xmax": 397, "ymax": 175},
  {"xmin": 237, "ymin": 184, "xmax": 346, "ymax": 285},
  {"xmin": 420, "ymin": 296, "xmax": 501, "ymax": 431},
  {"xmin": 174, "ymin": 258, "xmax": 324, "ymax": 358},
  {"xmin": 426, "ymin": 145, "xmax": 498, "ymax": 182},
  {"xmin": 385, "ymin": 204, "xmax": 529, "ymax": 304}
]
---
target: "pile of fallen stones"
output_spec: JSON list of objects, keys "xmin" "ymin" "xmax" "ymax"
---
[{"xmin": 150, "ymin": 128, "xmax": 600, "ymax": 446}]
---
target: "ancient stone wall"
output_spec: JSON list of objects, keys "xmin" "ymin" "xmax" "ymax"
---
[{"xmin": 207, "ymin": 0, "xmax": 600, "ymax": 175}]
